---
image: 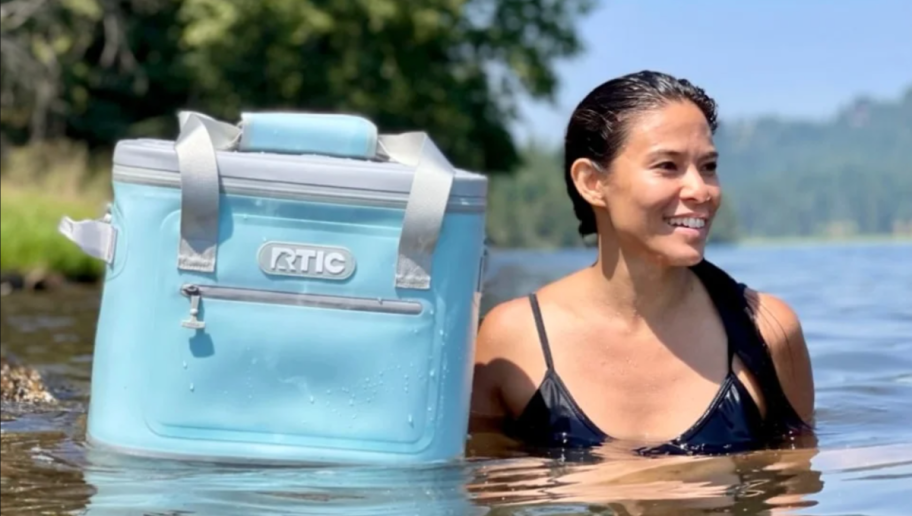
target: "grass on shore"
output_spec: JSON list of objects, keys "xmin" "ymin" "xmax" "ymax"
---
[
  {"xmin": 1, "ymin": 185, "xmax": 111, "ymax": 282},
  {"xmin": 1, "ymin": 141, "xmax": 112, "ymax": 282}
]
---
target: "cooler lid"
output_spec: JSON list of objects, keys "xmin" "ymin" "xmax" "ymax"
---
[{"xmin": 113, "ymin": 138, "xmax": 488, "ymax": 199}]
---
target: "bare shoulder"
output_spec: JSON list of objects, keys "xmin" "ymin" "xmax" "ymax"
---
[
  {"xmin": 475, "ymin": 274, "xmax": 582, "ymax": 369},
  {"xmin": 475, "ymin": 296, "xmax": 539, "ymax": 365},
  {"xmin": 470, "ymin": 270, "xmax": 592, "ymax": 430},
  {"xmin": 470, "ymin": 295, "xmax": 541, "ymax": 425},
  {"xmin": 744, "ymin": 288, "xmax": 815, "ymax": 424}
]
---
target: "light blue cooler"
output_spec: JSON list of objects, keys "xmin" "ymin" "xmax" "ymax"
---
[{"xmin": 58, "ymin": 111, "xmax": 488, "ymax": 465}]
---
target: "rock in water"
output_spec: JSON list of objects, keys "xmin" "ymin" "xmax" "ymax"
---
[{"xmin": 1, "ymin": 356, "xmax": 57, "ymax": 405}]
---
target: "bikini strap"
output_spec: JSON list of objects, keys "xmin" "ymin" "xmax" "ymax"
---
[{"xmin": 528, "ymin": 293, "xmax": 555, "ymax": 371}]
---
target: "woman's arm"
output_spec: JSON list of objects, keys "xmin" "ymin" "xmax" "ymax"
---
[
  {"xmin": 469, "ymin": 304, "xmax": 512, "ymax": 432},
  {"xmin": 469, "ymin": 298, "xmax": 541, "ymax": 433}
]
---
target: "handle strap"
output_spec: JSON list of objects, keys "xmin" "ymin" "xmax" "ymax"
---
[
  {"xmin": 58, "ymin": 213, "xmax": 117, "ymax": 264},
  {"xmin": 378, "ymin": 132, "xmax": 455, "ymax": 290},
  {"xmin": 174, "ymin": 111, "xmax": 241, "ymax": 272}
]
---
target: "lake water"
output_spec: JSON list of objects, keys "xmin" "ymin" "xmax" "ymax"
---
[{"xmin": 2, "ymin": 242, "xmax": 911, "ymax": 515}]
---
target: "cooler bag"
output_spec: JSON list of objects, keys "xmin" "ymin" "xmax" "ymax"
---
[{"xmin": 58, "ymin": 111, "xmax": 489, "ymax": 465}]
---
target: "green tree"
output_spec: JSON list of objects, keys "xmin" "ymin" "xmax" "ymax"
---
[
  {"xmin": 485, "ymin": 144, "xmax": 582, "ymax": 248},
  {"xmin": 708, "ymin": 199, "xmax": 739, "ymax": 243},
  {"xmin": 714, "ymin": 86, "xmax": 912, "ymax": 237},
  {"xmin": 1, "ymin": 0, "xmax": 596, "ymax": 173}
]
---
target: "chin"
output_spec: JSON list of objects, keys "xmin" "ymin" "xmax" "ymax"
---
[
  {"xmin": 650, "ymin": 243, "xmax": 706, "ymax": 268},
  {"xmin": 667, "ymin": 253, "xmax": 704, "ymax": 267}
]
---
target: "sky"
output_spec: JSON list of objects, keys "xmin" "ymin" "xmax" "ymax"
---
[{"xmin": 512, "ymin": 0, "xmax": 912, "ymax": 144}]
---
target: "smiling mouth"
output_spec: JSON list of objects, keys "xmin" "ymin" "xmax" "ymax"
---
[{"xmin": 666, "ymin": 216, "xmax": 706, "ymax": 230}]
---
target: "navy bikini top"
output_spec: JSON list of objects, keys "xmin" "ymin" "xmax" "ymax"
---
[{"xmin": 504, "ymin": 260, "xmax": 810, "ymax": 456}]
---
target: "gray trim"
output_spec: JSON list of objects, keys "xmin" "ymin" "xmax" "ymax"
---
[
  {"xmin": 180, "ymin": 284, "xmax": 424, "ymax": 316},
  {"xmin": 112, "ymin": 138, "xmax": 488, "ymax": 200},
  {"xmin": 112, "ymin": 165, "xmax": 486, "ymax": 212},
  {"xmin": 83, "ymin": 433, "xmax": 456, "ymax": 466}
]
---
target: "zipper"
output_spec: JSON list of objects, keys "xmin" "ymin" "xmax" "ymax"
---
[{"xmin": 180, "ymin": 284, "xmax": 423, "ymax": 330}]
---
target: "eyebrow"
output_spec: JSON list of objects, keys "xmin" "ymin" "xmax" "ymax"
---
[{"xmin": 647, "ymin": 149, "xmax": 718, "ymax": 161}]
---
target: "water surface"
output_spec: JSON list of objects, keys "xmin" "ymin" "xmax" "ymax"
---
[{"xmin": 2, "ymin": 242, "xmax": 910, "ymax": 515}]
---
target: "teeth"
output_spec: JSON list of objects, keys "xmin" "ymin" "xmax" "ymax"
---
[{"xmin": 668, "ymin": 217, "xmax": 706, "ymax": 229}]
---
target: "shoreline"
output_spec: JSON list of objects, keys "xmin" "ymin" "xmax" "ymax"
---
[{"xmin": 734, "ymin": 234, "xmax": 912, "ymax": 247}]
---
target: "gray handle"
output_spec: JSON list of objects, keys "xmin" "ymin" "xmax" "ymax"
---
[
  {"xmin": 57, "ymin": 211, "xmax": 117, "ymax": 264},
  {"xmin": 378, "ymin": 133, "xmax": 456, "ymax": 290},
  {"xmin": 174, "ymin": 112, "xmax": 241, "ymax": 272}
]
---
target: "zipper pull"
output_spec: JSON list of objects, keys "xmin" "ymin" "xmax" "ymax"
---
[{"xmin": 181, "ymin": 285, "xmax": 206, "ymax": 330}]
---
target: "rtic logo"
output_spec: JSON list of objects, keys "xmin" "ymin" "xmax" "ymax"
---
[{"xmin": 257, "ymin": 242, "xmax": 355, "ymax": 280}]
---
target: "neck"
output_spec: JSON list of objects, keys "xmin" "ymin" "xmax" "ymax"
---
[{"xmin": 585, "ymin": 233, "xmax": 695, "ymax": 324}]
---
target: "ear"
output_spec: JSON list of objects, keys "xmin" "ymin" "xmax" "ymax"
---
[{"xmin": 569, "ymin": 158, "xmax": 608, "ymax": 208}]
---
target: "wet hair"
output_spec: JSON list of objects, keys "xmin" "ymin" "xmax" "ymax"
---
[{"xmin": 564, "ymin": 70, "xmax": 719, "ymax": 237}]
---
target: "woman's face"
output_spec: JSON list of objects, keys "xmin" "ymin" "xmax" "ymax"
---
[{"xmin": 596, "ymin": 100, "xmax": 721, "ymax": 266}]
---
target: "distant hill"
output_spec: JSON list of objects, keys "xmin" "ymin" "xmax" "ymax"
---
[
  {"xmin": 713, "ymin": 86, "xmax": 912, "ymax": 238},
  {"xmin": 485, "ymin": 86, "xmax": 912, "ymax": 247}
]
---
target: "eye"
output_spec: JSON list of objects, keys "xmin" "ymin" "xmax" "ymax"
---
[
  {"xmin": 656, "ymin": 161, "xmax": 678, "ymax": 171},
  {"xmin": 701, "ymin": 161, "xmax": 718, "ymax": 176}
]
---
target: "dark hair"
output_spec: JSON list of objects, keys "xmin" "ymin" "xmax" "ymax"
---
[{"xmin": 564, "ymin": 70, "xmax": 719, "ymax": 236}]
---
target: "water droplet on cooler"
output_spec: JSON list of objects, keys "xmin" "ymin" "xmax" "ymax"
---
[
  {"xmin": 182, "ymin": 361, "xmax": 187, "ymax": 369},
  {"xmin": 309, "ymin": 395, "xmax": 315, "ymax": 404},
  {"xmin": 189, "ymin": 383, "xmax": 194, "ymax": 392}
]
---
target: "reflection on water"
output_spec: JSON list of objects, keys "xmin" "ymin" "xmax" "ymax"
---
[{"xmin": 2, "ymin": 242, "xmax": 911, "ymax": 515}]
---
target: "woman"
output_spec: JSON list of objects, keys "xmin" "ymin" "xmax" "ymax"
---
[{"xmin": 470, "ymin": 70, "xmax": 815, "ymax": 456}]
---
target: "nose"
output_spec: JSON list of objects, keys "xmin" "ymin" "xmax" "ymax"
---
[{"xmin": 681, "ymin": 165, "xmax": 713, "ymax": 203}]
